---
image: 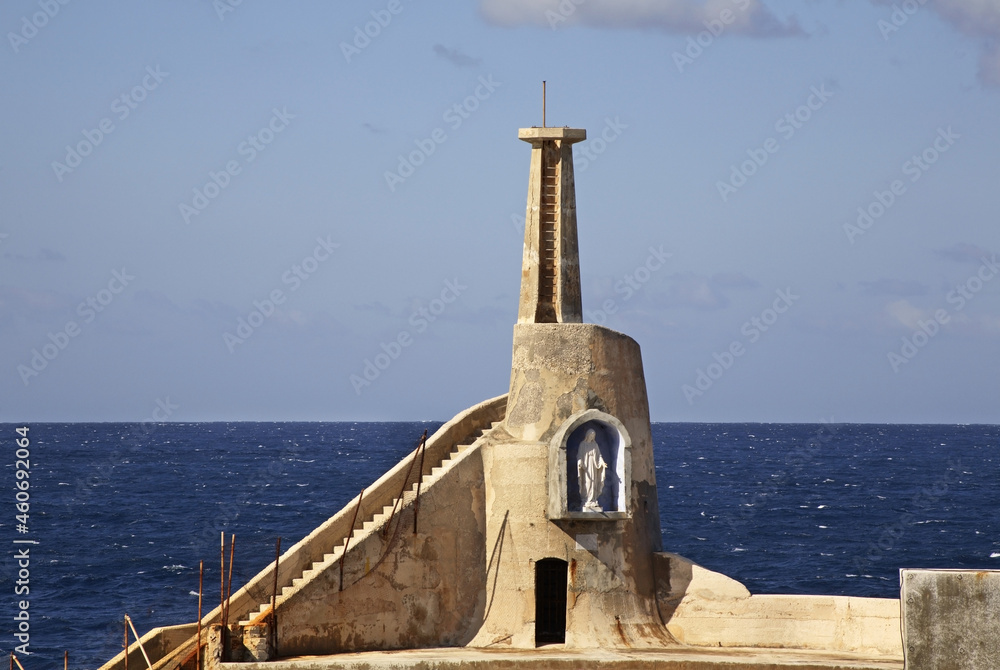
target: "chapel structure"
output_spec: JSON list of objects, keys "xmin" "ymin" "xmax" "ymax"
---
[{"xmin": 100, "ymin": 119, "xmax": 904, "ymax": 670}]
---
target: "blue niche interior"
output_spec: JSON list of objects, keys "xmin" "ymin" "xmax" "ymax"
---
[{"xmin": 565, "ymin": 420, "xmax": 621, "ymax": 512}]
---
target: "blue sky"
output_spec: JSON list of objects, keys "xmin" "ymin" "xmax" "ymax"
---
[{"xmin": 2, "ymin": 0, "xmax": 998, "ymax": 423}]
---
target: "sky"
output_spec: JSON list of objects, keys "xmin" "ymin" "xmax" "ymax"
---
[{"xmin": 2, "ymin": 0, "xmax": 998, "ymax": 423}]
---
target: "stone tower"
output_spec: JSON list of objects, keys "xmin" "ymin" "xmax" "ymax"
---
[
  {"xmin": 472, "ymin": 125, "xmax": 670, "ymax": 648},
  {"xmin": 516, "ymin": 127, "xmax": 585, "ymax": 325}
]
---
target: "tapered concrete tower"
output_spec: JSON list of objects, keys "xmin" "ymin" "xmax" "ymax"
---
[
  {"xmin": 516, "ymin": 127, "xmax": 586, "ymax": 324},
  {"xmin": 473, "ymin": 123, "xmax": 671, "ymax": 649}
]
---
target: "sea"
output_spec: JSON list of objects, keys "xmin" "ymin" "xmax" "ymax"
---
[{"xmin": 2, "ymin": 421, "xmax": 998, "ymax": 670}]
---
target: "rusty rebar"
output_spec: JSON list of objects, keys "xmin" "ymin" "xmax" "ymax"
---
[
  {"xmin": 413, "ymin": 430, "xmax": 428, "ymax": 534},
  {"xmin": 224, "ymin": 534, "xmax": 235, "ymax": 628},
  {"xmin": 220, "ymin": 533, "xmax": 225, "ymax": 622},
  {"xmin": 340, "ymin": 489, "xmax": 365, "ymax": 591},
  {"xmin": 271, "ymin": 537, "xmax": 281, "ymax": 657},
  {"xmin": 197, "ymin": 561, "xmax": 203, "ymax": 670},
  {"xmin": 124, "ymin": 615, "xmax": 152, "ymax": 670}
]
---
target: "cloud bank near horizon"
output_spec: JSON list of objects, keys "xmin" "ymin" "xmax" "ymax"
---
[
  {"xmin": 479, "ymin": 0, "xmax": 803, "ymax": 37},
  {"xmin": 873, "ymin": 0, "xmax": 1000, "ymax": 86}
]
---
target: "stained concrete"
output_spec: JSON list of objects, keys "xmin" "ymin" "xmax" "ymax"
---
[
  {"xmin": 516, "ymin": 127, "xmax": 585, "ymax": 324},
  {"xmin": 658, "ymin": 554, "xmax": 901, "ymax": 657},
  {"xmin": 471, "ymin": 321, "xmax": 668, "ymax": 650},
  {"xmin": 900, "ymin": 568, "xmax": 1000, "ymax": 669},
  {"xmin": 226, "ymin": 646, "xmax": 903, "ymax": 670}
]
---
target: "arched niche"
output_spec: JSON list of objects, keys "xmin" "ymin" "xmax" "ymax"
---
[{"xmin": 547, "ymin": 409, "xmax": 631, "ymax": 520}]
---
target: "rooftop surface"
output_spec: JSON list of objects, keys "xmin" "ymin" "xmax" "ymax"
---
[{"xmin": 229, "ymin": 646, "xmax": 904, "ymax": 670}]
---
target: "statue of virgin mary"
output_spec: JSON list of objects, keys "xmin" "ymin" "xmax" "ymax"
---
[{"xmin": 577, "ymin": 428, "xmax": 607, "ymax": 512}]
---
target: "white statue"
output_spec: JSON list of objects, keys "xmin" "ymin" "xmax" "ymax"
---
[{"xmin": 577, "ymin": 429, "xmax": 607, "ymax": 512}]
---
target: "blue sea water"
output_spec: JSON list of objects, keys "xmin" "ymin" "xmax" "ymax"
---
[{"xmin": 1, "ymin": 421, "xmax": 998, "ymax": 669}]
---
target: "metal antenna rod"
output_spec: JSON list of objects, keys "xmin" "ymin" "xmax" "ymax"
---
[{"xmin": 542, "ymin": 81, "xmax": 546, "ymax": 128}]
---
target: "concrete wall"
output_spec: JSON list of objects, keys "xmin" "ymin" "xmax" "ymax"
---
[
  {"xmin": 657, "ymin": 553, "xmax": 902, "ymax": 658},
  {"xmin": 469, "ymin": 323, "xmax": 671, "ymax": 649},
  {"xmin": 273, "ymin": 440, "xmax": 489, "ymax": 655},
  {"xmin": 901, "ymin": 568, "xmax": 1000, "ymax": 668},
  {"xmin": 100, "ymin": 622, "xmax": 198, "ymax": 670}
]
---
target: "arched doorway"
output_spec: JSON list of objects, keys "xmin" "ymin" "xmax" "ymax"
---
[{"xmin": 534, "ymin": 558, "xmax": 567, "ymax": 645}]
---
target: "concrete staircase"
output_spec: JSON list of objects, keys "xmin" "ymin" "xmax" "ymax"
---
[
  {"xmin": 238, "ymin": 421, "xmax": 501, "ymax": 627},
  {"xmin": 96, "ymin": 394, "xmax": 508, "ymax": 670}
]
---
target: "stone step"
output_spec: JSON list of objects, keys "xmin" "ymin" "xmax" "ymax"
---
[{"xmin": 236, "ymin": 423, "xmax": 503, "ymax": 628}]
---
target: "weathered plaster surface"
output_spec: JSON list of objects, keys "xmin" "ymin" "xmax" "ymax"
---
[
  {"xmin": 275, "ymin": 445, "xmax": 488, "ymax": 655},
  {"xmin": 516, "ymin": 128, "xmax": 585, "ymax": 325},
  {"xmin": 901, "ymin": 568, "xmax": 1000, "ymax": 668},
  {"xmin": 470, "ymin": 323, "xmax": 670, "ymax": 649},
  {"xmin": 657, "ymin": 553, "xmax": 902, "ymax": 659}
]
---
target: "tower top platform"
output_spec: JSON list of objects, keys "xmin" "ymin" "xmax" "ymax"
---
[{"xmin": 518, "ymin": 127, "xmax": 586, "ymax": 142}]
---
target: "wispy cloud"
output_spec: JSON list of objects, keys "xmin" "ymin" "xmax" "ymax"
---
[
  {"xmin": 660, "ymin": 272, "xmax": 731, "ymax": 309},
  {"xmin": 859, "ymin": 278, "xmax": 929, "ymax": 297},
  {"xmin": 0, "ymin": 285, "xmax": 76, "ymax": 323},
  {"xmin": 873, "ymin": 0, "xmax": 1000, "ymax": 86},
  {"xmin": 590, "ymin": 270, "xmax": 759, "ymax": 311},
  {"xmin": 933, "ymin": 0, "xmax": 1000, "ymax": 85},
  {"xmin": 934, "ymin": 242, "xmax": 993, "ymax": 264},
  {"xmin": 3, "ymin": 247, "xmax": 67, "ymax": 262},
  {"xmin": 432, "ymin": 44, "xmax": 483, "ymax": 68},
  {"xmin": 710, "ymin": 271, "xmax": 759, "ymax": 289},
  {"xmin": 479, "ymin": 0, "xmax": 802, "ymax": 37},
  {"xmin": 886, "ymin": 299, "xmax": 928, "ymax": 330}
]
